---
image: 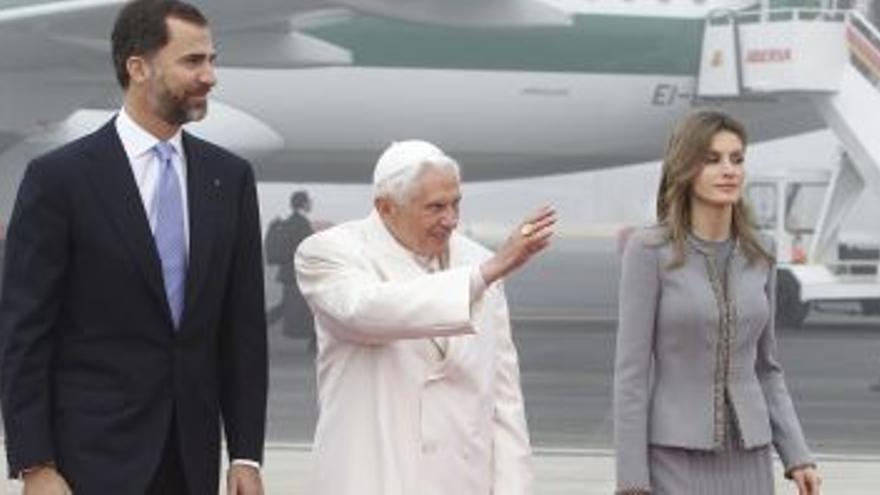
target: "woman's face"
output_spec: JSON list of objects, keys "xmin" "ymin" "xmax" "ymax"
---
[{"xmin": 691, "ymin": 130, "xmax": 745, "ymax": 209}]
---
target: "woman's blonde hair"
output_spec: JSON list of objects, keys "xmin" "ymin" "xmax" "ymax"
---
[{"xmin": 656, "ymin": 110, "xmax": 772, "ymax": 268}]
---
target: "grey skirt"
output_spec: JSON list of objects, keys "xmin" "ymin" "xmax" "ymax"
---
[{"xmin": 649, "ymin": 442, "xmax": 774, "ymax": 495}]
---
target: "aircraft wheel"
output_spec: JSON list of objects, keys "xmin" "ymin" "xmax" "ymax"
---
[{"xmin": 776, "ymin": 270, "xmax": 809, "ymax": 329}]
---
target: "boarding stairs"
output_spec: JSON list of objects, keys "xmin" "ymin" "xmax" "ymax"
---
[{"xmin": 696, "ymin": 3, "xmax": 880, "ymax": 324}]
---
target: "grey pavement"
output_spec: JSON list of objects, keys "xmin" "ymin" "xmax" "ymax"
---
[
  {"xmin": 246, "ymin": 446, "xmax": 880, "ymax": 494},
  {"xmin": 3, "ymin": 248, "xmax": 880, "ymax": 492},
  {"xmin": 2, "ymin": 315, "xmax": 880, "ymax": 492},
  {"xmin": 2, "ymin": 444, "xmax": 878, "ymax": 494},
  {"xmin": 254, "ymin": 307, "xmax": 880, "ymax": 494},
  {"xmin": 263, "ymin": 314, "xmax": 880, "ymax": 454}
]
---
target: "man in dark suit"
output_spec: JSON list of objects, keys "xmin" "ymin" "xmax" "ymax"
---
[{"xmin": 0, "ymin": 1, "xmax": 267, "ymax": 494}]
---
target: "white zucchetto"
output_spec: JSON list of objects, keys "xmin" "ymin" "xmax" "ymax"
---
[{"xmin": 372, "ymin": 140, "xmax": 449, "ymax": 185}]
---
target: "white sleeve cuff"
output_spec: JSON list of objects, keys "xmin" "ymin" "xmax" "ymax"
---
[{"xmin": 231, "ymin": 459, "xmax": 261, "ymax": 470}]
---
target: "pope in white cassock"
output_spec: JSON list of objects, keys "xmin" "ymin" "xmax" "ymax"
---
[{"xmin": 295, "ymin": 140, "xmax": 556, "ymax": 495}]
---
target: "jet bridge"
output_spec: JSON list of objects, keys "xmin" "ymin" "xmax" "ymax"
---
[{"xmin": 697, "ymin": 3, "xmax": 880, "ymax": 326}]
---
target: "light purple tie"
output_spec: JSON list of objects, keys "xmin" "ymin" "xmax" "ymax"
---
[{"xmin": 153, "ymin": 142, "xmax": 187, "ymax": 329}]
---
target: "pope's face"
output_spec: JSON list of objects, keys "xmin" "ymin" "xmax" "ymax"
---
[{"xmin": 379, "ymin": 167, "xmax": 461, "ymax": 258}]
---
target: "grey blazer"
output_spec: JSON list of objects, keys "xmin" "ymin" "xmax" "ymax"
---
[{"xmin": 613, "ymin": 226, "xmax": 813, "ymax": 492}]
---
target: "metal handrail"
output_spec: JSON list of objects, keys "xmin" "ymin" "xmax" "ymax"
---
[
  {"xmin": 847, "ymin": 10, "xmax": 880, "ymax": 84},
  {"xmin": 737, "ymin": 8, "xmax": 849, "ymax": 24},
  {"xmin": 849, "ymin": 9, "xmax": 880, "ymax": 53}
]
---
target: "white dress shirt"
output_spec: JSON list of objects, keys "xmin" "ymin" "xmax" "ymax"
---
[{"xmin": 114, "ymin": 107, "xmax": 190, "ymax": 252}]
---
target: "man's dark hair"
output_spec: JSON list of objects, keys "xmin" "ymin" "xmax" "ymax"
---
[
  {"xmin": 291, "ymin": 191, "xmax": 310, "ymax": 210},
  {"xmin": 111, "ymin": 0, "xmax": 208, "ymax": 88}
]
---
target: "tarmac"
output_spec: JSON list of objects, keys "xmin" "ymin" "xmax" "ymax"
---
[
  {"xmin": 2, "ymin": 443, "xmax": 878, "ymax": 494},
  {"xmin": 2, "ymin": 264, "xmax": 880, "ymax": 493},
  {"xmin": 255, "ymin": 446, "xmax": 879, "ymax": 494},
  {"xmin": 228, "ymin": 445, "xmax": 880, "ymax": 494}
]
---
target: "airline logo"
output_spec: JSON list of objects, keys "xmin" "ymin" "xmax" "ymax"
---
[{"xmin": 745, "ymin": 48, "xmax": 792, "ymax": 64}]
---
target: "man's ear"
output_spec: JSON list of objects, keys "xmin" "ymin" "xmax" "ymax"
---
[{"xmin": 127, "ymin": 56, "xmax": 151, "ymax": 85}]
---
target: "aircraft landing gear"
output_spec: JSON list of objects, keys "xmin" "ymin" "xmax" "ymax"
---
[{"xmin": 776, "ymin": 269, "xmax": 809, "ymax": 329}]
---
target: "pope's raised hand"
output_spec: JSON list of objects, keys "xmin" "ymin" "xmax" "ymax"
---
[{"xmin": 480, "ymin": 206, "xmax": 556, "ymax": 286}]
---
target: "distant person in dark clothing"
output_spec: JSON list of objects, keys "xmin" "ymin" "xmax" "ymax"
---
[{"xmin": 266, "ymin": 190, "xmax": 316, "ymax": 348}]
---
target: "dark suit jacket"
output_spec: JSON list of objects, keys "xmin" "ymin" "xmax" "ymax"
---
[{"xmin": 0, "ymin": 119, "xmax": 268, "ymax": 494}]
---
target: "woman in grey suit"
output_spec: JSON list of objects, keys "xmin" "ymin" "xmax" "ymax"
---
[{"xmin": 613, "ymin": 111, "xmax": 821, "ymax": 495}]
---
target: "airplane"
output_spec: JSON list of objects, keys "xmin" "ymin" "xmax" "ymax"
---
[{"xmin": 0, "ymin": 0, "xmax": 837, "ymax": 225}]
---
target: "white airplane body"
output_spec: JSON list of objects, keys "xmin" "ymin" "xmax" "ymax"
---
[
  {"xmin": 214, "ymin": 67, "xmax": 821, "ymax": 181},
  {"xmin": 0, "ymin": 0, "xmax": 828, "ymax": 218}
]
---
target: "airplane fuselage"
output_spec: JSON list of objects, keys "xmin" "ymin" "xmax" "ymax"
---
[
  {"xmin": 0, "ymin": 2, "xmax": 827, "ymax": 186},
  {"xmin": 206, "ymin": 8, "xmax": 824, "ymax": 181},
  {"xmin": 213, "ymin": 68, "xmax": 822, "ymax": 182}
]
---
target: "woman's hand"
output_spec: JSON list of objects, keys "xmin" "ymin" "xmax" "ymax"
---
[{"xmin": 790, "ymin": 465, "xmax": 821, "ymax": 495}]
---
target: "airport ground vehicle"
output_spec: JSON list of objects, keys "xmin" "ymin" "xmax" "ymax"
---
[
  {"xmin": 747, "ymin": 166, "xmax": 880, "ymax": 327},
  {"xmin": 699, "ymin": 3, "xmax": 880, "ymax": 327}
]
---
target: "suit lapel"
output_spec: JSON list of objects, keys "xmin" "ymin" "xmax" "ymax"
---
[
  {"xmin": 180, "ymin": 132, "xmax": 217, "ymax": 328},
  {"xmin": 83, "ymin": 119, "xmax": 167, "ymax": 314}
]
